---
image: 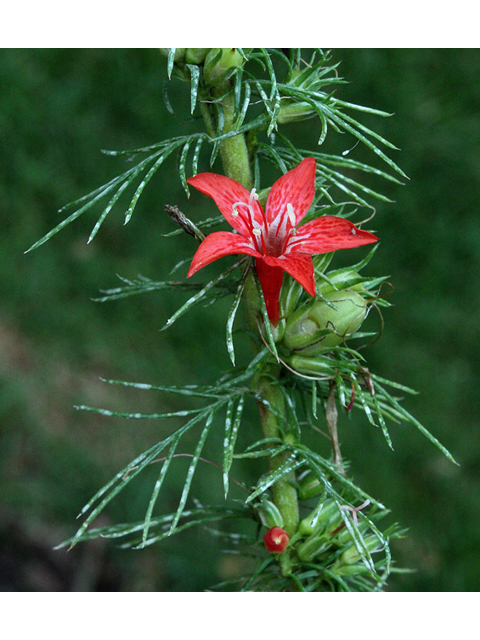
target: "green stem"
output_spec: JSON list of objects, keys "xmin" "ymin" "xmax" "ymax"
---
[
  {"xmin": 211, "ymin": 82, "xmax": 253, "ymax": 189},
  {"xmin": 251, "ymin": 365, "xmax": 299, "ymax": 533},
  {"xmin": 202, "ymin": 75, "xmax": 299, "ymax": 575}
]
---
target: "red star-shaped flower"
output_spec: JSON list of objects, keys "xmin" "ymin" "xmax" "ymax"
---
[{"xmin": 187, "ymin": 158, "xmax": 378, "ymax": 325}]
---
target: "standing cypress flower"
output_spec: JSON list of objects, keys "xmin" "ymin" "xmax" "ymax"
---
[{"xmin": 187, "ymin": 158, "xmax": 378, "ymax": 325}]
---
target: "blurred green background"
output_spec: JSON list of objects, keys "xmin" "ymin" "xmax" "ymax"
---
[{"xmin": 1, "ymin": 49, "xmax": 479, "ymax": 591}]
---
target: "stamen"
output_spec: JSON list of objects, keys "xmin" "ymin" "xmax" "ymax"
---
[
  {"xmin": 232, "ymin": 206, "xmax": 239, "ymax": 217},
  {"xmin": 252, "ymin": 228, "xmax": 262, "ymax": 236},
  {"xmin": 287, "ymin": 203, "xmax": 296, "ymax": 226}
]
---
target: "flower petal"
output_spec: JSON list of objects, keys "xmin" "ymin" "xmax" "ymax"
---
[
  {"xmin": 187, "ymin": 231, "xmax": 261, "ymax": 277},
  {"xmin": 263, "ymin": 253, "xmax": 316, "ymax": 298},
  {"xmin": 288, "ymin": 216, "xmax": 378, "ymax": 255},
  {"xmin": 187, "ymin": 172, "xmax": 265, "ymax": 236},
  {"xmin": 255, "ymin": 259, "xmax": 284, "ymax": 326},
  {"xmin": 265, "ymin": 158, "xmax": 316, "ymax": 226}
]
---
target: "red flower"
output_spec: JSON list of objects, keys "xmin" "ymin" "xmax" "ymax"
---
[
  {"xmin": 187, "ymin": 158, "xmax": 378, "ymax": 326},
  {"xmin": 263, "ymin": 526, "xmax": 290, "ymax": 554}
]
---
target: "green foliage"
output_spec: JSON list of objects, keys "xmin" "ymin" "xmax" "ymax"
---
[
  {"xmin": 6, "ymin": 49, "xmax": 476, "ymax": 591},
  {"xmin": 26, "ymin": 48, "xmax": 458, "ymax": 591},
  {"xmin": 26, "ymin": 49, "xmax": 404, "ymax": 254}
]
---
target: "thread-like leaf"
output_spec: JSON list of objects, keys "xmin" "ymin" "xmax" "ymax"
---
[
  {"xmin": 226, "ymin": 265, "xmax": 249, "ymax": 366},
  {"xmin": 373, "ymin": 379, "xmax": 457, "ymax": 464},
  {"xmin": 141, "ymin": 434, "xmax": 182, "ymax": 547},
  {"xmin": 186, "ymin": 64, "xmax": 200, "ymax": 114},
  {"xmin": 179, "ymin": 139, "xmax": 191, "ymax": 195},
  {"xmin": 161, "ymin": 258, "xmax": 247, "ymax": 331},
  {"xmin": 169, "ymin": 412, "xmax": 215, "ymax": 535},
  {"xmin": 245, "ymin": 454, "xmax": 304, "ymax": 504},
  {"xmin": 68, "ymin": 407, "xmax": 216, "ymax": 549},
  {"xmin": 124, "ymin": 152, "xmax": 166, "ymax": 225},
  {"xmin": 192, "ymin": 136, "xmax": 204, "ymax": 176},
  {"xmin": 167, "ymin": 49, "xmax": 176, "ymax": 78},
  {"xmin": 25, "ymin": 177, "xmax": 123, "ymax": 253},
  {"xmin": 222, "ymin": 395, "xmax": 244, "ymax": 498}
]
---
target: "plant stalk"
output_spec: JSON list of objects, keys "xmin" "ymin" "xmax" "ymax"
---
[{"xmin": 202, "ymin": 76, "xmax": 299, "ymax": 575}]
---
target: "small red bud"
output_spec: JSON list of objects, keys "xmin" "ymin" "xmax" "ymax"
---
[{"xmin": 263, "ymin": 527, "xmax": 289, "ymax": 554}]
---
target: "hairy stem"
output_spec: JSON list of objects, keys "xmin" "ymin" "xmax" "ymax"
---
[{"xmin": 211, "ymin": 82, "xmax": 253, "ymax": 189}]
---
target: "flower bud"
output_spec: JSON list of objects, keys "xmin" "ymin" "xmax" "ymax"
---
[
  {"xmin": 284, "ymin": 353, "xmax": 337, "ymax": 378},
  {"xmin": 185, "ymin": 48, "xmax": 210, "ymax": 64},
  {"xmin": 277, "ymin": 102, "xmax": 317, "ymax": 124},
  {"xmin": 283, "ymin": 289, "xmax": 367, "ymax": 355},
  {"xmin": 298, "ymin": 499, "xmax": 343, "ymax": 536},
  {"xmin": 297, "ymin": 471, "xmax": 323, "ymax": 501},
  {"xmin": 203, "ymin": 48, "xmax": 244, "ymax": 86},
  {"xmin": 339, "ymin": 535, "xmax": 382, "ymax": 565},
  {"xmin": 159, "ymin": 48, "xmax": 187, "ymax": 63},
  {"xmin": 263, "ymin": 527, "xmax": 289, "ymax": 554},
  {"xmin": 297, "ymin": 532, "xmax": 329, "ymax": 562}
]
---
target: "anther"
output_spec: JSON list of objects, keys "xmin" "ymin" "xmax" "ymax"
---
[
  {"xmin": 286, "ymin": 203, "xmax": 296, "ymax": 225},
  {"xmin": 252, "ymin": 228, "xmax": 262, "ymax": 236}
]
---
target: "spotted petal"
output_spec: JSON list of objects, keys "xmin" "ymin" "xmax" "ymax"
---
[
  {"xmin": 263, "ymin": 253, "xmax": 316, "ymax": 297},
  {"xmin": 187, "ymin": 173, "xmax": 265, "ymax": 236},
  {"xmin": 187, "ymin": 231, "xmax": 262, "ymax": 277},
  {"xmin": 288, "ymin": 216, "xmax": 378, "ymax": 255},
  {"xmin": 265, "ymin": 157, "xmax": 316, "ymax": 226}
]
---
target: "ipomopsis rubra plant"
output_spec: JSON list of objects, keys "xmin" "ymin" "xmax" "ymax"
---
[{"xmin": 30, "ymin": 49, "xmax": 456, "ymax": 591}]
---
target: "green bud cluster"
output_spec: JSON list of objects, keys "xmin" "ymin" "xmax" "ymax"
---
[
  {"xmin": 160, "ymin": 48, "xmax": 246, "ymax": 88},
  {"xmin": 287, "ymin": 495, "xmax": 386, "ymax": 579}
]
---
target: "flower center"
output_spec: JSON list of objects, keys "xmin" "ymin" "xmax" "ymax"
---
[
  {"xmin": 230, "ymin": 190, "xmax": 298, "ymax": 257},
  {"xmin": 265, "ymin": 202, "xmax": 297, "ymax": 256}
]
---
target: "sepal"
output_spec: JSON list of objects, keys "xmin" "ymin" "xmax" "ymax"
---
[{"xmin": 255, "ymin": 496, "xmax": 285, "ymax": 529}]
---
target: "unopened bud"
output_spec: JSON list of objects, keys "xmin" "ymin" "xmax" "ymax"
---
[
  {"xmin": 298, "ymin": 499, "xmax": 343, "ymax": 536},
  {"xmin": 203, "ymin": 48, "xmax": 244, "ymax": 86},
  {"xmin": 263, "ymin": 527, "xmax": 289, "ymax": 554},
  {"xmin": 277, "ymin": 102, "xmax": 316, "ymax": 124},
  {"xmin": 159, "ymin": 48, "xmax": 187, "ymax": 63},
  {"xmin": 297, "ymin": 532, "xmax": 328, "ymax": 562},
  {"xmin": 339, "ymin": 535, "xmax": 382, "ymax": 565},
  {"xmin": 284, "ymin": 353, "xmax": 337, "ymax": 378},
  {"xmin": 283, "ymin": 289, "xmax": 367, "ymax": 355},
  {"xmin": 297, "ymin": 470, "xmax": 323, "ymax": 501},
  {"xmin": 185, "ymin": 48, "xmax": 210, "ymax": 64}
]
